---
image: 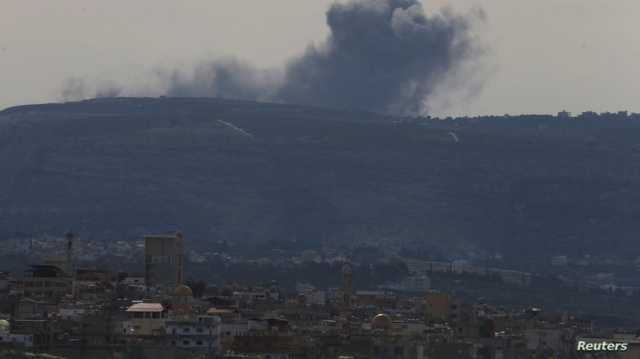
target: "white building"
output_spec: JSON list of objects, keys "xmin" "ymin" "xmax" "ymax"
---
[
  {"xmin": 0, "ymin": 320, "xmax": 10, "ymax": 343},
  {"xmin": 165, "ymin": 315, "xmax": 220, "ymax": 351},
  {"xmin": 122, "ymin": 303, "xmax": 166, "ymax": 336}
]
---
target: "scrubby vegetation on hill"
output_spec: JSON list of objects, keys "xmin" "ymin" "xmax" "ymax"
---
[{"xmin": 1, "ymin": 98, "xmax": 639, "ymax": 262}]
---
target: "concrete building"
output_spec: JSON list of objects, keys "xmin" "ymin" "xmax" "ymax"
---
[
  {"xmin": 425, "ymin": 292, "xmax": 467, "ymax": 324},
  {"xmin": 0, "ymin": 272, "xmax": 12, "ymax": 292},
  {"xmin": 15, "ymin": 233, "xmax": 77, "ymax": 300},
  {"xmin": 14, "ymin": 298, "xmax": 56, "ymax": 319},
  {"xmin": 144, "ymin": 233, "xmax": 184, "ymax": 294},
  {"xmin": 9, "ymin": 320, "xmax": 51, "ymax": 347},
  {"xmin": 122, "ymin": 302, "xmax": 167, "ymax": 336},
  {"xmin": 15, "ymin": 265, "xmax": 73, "ymax": 300},
  {"xmin": 165, "ymin": 315, "xmax": 220, "ymax": 351}
]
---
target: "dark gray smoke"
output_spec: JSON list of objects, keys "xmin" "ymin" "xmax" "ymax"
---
[
  {"xmin": 60, "ymin": 77, "xmax": 86, "ymax": 102},
  {"xmin": 60, "ymin": 0, "xmax": 485, "ymax": 115},
  {"xmin": 276, "ymin": 0, "xmax": 484, "ymax": 114},
  {"xmin": 168, "ymin": 0, "xmax": 485, "ymax": 115},
  {"xmin": 61, "ymin": 77, "xmax": 123, "ymax": 102},
  {"xmin": 167, "ymin": 58, "xmax": 281, "ymax": 102}
]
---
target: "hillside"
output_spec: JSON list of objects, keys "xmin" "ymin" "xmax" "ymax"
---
[{"xmin": 1, "ymin": 98, "xmax": 640, "ymax": 261}]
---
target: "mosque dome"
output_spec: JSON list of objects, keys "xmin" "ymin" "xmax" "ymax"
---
[{"xmin": 371, "ymin": 313, "xmax": 392, "ymax": 331}]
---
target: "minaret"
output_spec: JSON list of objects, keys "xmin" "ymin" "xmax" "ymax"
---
[
  {"xmin": 341, "ymin": 262, "xmax": 353, "ymax": 310},
  {"xmin": 340, "ymin": 261, "xmax": 353, "ymax": 339},
  {"xmin": 65, "ymin": 231, "xmax": 77, "ymax": 297},
  {"xmin": 65, "ymin": 231, "xmax": 75, "ymax": 275},
  {"xmin": 175, "ymin": 232, "xmax": 184, "ymax": 286}
]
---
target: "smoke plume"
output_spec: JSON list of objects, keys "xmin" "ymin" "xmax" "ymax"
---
[
  {"xmin": 62, "ymin": 0, "xmax": 486, "ymax": 115},
  {"xmin": 61, "ymin": 77, "xmax": 123, "ymax": 102},
  {"xmin": 167, "ymin": 58, "xmax": 282, "ymax": 102},
  {"xmin": 274, "ymin": 0, "xmax": 486, "ymax": 115}
]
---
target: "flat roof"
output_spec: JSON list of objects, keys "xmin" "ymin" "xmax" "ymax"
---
[
  {"xmin": 207, "ymin": 308, "xmax": 234, "ymax": 315},
  {"xmin": 126, "ymin": 303, "xmax": 164, "ymax": 313}
]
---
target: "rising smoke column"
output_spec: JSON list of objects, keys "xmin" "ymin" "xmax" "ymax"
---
[
  {"xmin": 275, "ymin": 0, "xmax": 484, "ymax": 115},
  {"xmin": 152, "ymin": 0, "xmax": 485, "ymax": 115},
  {"xmin": 167, "ymin": 58, "xmax": 282, "ymax": 102}
]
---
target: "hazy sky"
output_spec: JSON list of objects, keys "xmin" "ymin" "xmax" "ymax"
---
[{"xmin": 1, "ymin": 1, "xmax": 638, "ymax": 116}]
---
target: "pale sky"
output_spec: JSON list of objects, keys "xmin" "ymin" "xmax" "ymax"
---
[{"xmin": 1, "ymin": 1, "xmax": 638, "ymax": 116}]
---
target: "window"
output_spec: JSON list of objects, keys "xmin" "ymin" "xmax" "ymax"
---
[
  {"xmin": 183, "ymin": 340, "xmax": 190, "ymax": 345},
  {"xmin": 196, "ymin": 340, "xmax": 203, "ymax": 346}
]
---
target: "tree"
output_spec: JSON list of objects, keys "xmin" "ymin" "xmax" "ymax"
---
[{"xmin": 186, "ymin": 279, "xmax": 207, "ymax": 298}]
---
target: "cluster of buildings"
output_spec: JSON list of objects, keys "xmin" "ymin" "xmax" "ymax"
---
[
  {"xmin": 5, "ymin": 234, "xmax": 640, "ymax": 300},
  {"xmin": 0, "ymin": 233, "xmax": 639, "ymax": 358}
]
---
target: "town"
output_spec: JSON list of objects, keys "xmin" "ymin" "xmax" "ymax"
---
[{"xmin": 0, "ymin": 232, "xmax": 639, "ymax": 359}]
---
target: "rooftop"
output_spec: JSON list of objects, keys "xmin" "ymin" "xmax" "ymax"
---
[
  {"xmin": 207, "ymin": 308, "xmax": 234, "ymax": 315},
  {"xmin": 126, "ymin": 303, "xmax": 164, "ymax": 313}
]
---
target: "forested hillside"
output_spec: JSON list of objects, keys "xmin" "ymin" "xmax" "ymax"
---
[{"xmin": 1, "ymin": 98, "xmax": 639, "ymax": 260}]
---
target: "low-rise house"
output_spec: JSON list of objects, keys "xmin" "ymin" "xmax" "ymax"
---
[
  {"xmin": 165, "ymin": 315, "xmax": 220, "ymax": 351},
  {"xmin": 9, "ymin": 319, "xmax": 53, "ymax": 347},
  {"xmin": 122, "ymin": 302, "xmax": 166, "ymax": 336}
]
